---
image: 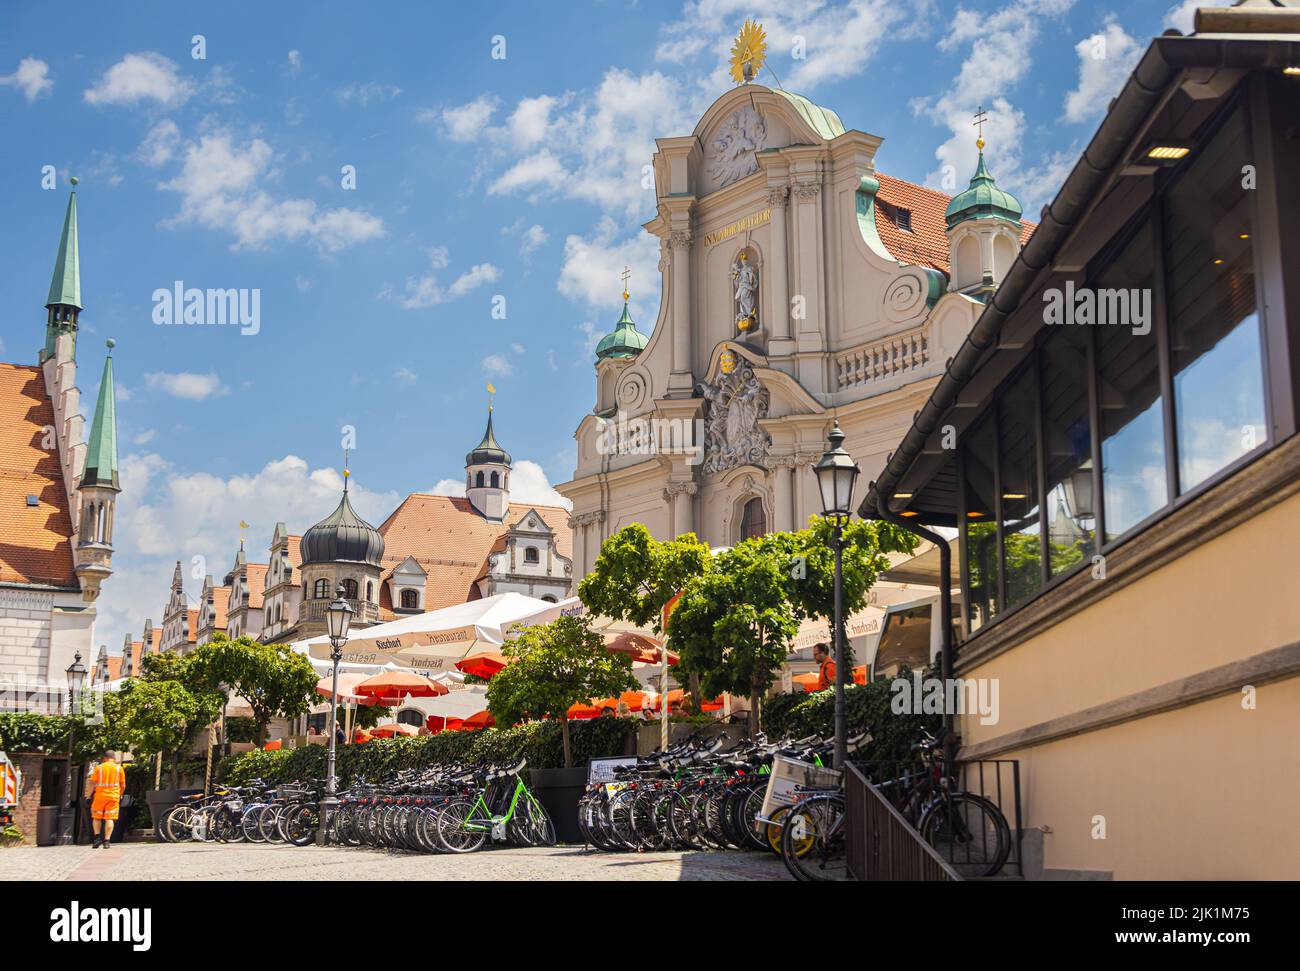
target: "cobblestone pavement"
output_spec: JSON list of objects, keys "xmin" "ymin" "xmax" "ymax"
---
[{"xmin": 0, "ymin": 841, "xmax": 793, "ymax": 881}]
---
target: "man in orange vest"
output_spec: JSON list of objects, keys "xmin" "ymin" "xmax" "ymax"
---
[
  {"xmin": 813, "ymin": 642, "xmax": 836, "ymax": 692},
  {"xmin": 85, "ymin": 753, "xmax": 125, "ymax": 848}
]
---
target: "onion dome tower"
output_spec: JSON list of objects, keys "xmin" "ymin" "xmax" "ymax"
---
[
  {"xmin": 466, "ymin": 407, "xmax": 512, "ymax": 521},
  {"xmin": 593, "ymin": 270, "xmax": 648, "ymax": 416},
  {"xmin": 299, "ymin": 469, "xmax": 384, "ymax": 627},
  {"xmin": 944, "ymin": 120, "xmax": 1024, "ymax": 299}
]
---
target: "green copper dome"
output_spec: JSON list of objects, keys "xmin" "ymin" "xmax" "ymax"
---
[
  {"xmin": 944, "ymin": 152, "xmax": 1023, "ymax": 230},
  {"xmin": 595, "ymin": 302, "xmax": 648, "ymax": 361}
]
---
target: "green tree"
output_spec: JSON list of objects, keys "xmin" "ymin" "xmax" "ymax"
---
[
  {"xmin": 185, "ymin": 635, "xmax": 319, "ymax": 745},
  {"xmin": 116, "ymin": 678, "xmax": 221, "ymax": 789},
  {"xmin": 578, "ymin": 523, "xmax": 712, "ymax": 708},
  {"xmin": 486, "ymin": 616, "xmax": 637, "ymax": 768},
  {"xmin": 668, "ymin": 535, "xmax": 801, "ymax": 735}
]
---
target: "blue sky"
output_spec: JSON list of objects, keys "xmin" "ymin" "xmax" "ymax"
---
[{"xmin": 0, "ymin": 0, "xmax": 1201, "ymax": 653}]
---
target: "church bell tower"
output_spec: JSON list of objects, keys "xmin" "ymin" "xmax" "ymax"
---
[{"xmin": 465, "ymin": 408, "xmax": 511, "ymax": 521}]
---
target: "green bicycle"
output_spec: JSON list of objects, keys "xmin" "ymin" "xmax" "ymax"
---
[{"xmin": 437, "ymin": 759, "xmax": 556, "ymax": 852}]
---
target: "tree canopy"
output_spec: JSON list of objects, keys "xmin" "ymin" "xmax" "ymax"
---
[
  {"xmin": 185, "ymin": 635, "xmax": 320, "ymax": 744},
  {"xmin": 486, "ymin": 616, "xmax": 637, "ymax": 767}
]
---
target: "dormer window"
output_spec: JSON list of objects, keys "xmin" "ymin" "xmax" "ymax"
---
[
  {"xmin": 400, "ymin": 589, "xmax": 419, "ymax": 610},
  {"xmin": 524, "ymin": 547, "xmax": 539, "ymax": 565},
  {"xmin": 879, "ymin": 199, "xmax": 913, "ymax": 233}
]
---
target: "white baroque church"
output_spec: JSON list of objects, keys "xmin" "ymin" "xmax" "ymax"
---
[{"xmin": 559, "ymin": 80, "xmax": 1030, "ymax": 572}]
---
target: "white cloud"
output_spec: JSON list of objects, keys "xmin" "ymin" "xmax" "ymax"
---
[
  {"xmin": 1164, "ymin": 0, "xmax": 1200, "ymax": 34},
  {"xmin": 912, "ymin": 0, "xmax": 1076, "ymax": 213},
  {"xmin": 132, "ymin": 429, "xmax": 157, "ymax": 446},
  {"xmin": 507, "ymin": 94, "xmax": 563, "ymax": 147},
  {"xmin": 96, "ymin": 452, "xmax": 401, "ymax": 651},
  {"xmin": 287, "ymin": 50, "xmax": 303, "ymax": 76},
  {"xmin": 519, "ymin": 223, "xmax": 549, "ymax": 256},
  {"xmin": 393, "ymin": 367, "xmax": 418, "ymax": 384},
  {"xmin": 336, "ymin": 82, "xmax": 401, "ymax": 106},
  {"xmin": 135, "ymin": 119, "xmax": 181, "ymax": 167},
  {"xmin": 481, "ymin": 354, "xmax": 513, "ymax": 378},
  {"xmin": 438, "ymin": 94, "xmax": 499, "ymax": 141},
  {"xmin": 488, "ymin": 150, "xmax": 569, "ymax": 196},
  {"xmin": 1064, "ymin": 19, "xmax": 1142, "ymax": 124},
  {"xmin": 429, "ymin": 459, "xmax": 571, "ymax": 510},
  {"xmin": 0, "ymin": 57, "xmax": 53, "ymax": 101},
  {"xmin": 558, "ymin": 216, "xmax": 660, "ymax": 320},
  {"xmin": 143, "ymin": 371, "xmax": 230, "ymax": 400},
  {"xmin": 160, "ymin": 130, "xmax": 385, "ymax": 252},
  {"xmin": 84, "ymin": 52, "xmax": 194, "ymax": 107},
  {"xmin": 390, "ymin": 251, "xmax": 500, "ymax": 310}
]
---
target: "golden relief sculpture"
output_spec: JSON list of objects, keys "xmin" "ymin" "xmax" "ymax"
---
[{"xmin": 729, "ymin": 18, "xmax": 767, "ymax": 85}]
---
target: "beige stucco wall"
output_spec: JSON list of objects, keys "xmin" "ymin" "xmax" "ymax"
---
[{"xmin": 959, "ymin": 488, "xmax": 1300, "ymax": 879}]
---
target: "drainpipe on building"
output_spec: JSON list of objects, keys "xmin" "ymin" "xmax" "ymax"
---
[{"xmin": 873, "ymin": 494, "xmax": 957, "ymax": 774}]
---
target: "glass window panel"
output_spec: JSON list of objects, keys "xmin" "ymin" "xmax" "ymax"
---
[
  {"xmin": 1042, "ymin": 326, "xmax": 1097, "ymax": 574},
  {"xmin": 963, "ymin": 418, "xmax": 999, "ymax": 631},
  {"xmin": 999, "ymin": 366, "xmax": 1042, "ymax": 608},
  {"xmin": 1096, "ymin": 220, "xmax": 1167, "ymax": 541},
  {"xmin": 1163, "ymin": 105, "xmax": 1267, "ymax": 493}
]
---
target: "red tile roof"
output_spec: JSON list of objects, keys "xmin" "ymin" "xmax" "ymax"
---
[
  {"xmin": 0, "ymin": 364, "xmax": 78, "ymax": 588},
  {"xmin": 242, "ymin": 563, "xmax": 268, "ymax": 610},
  {"xmin": 872, "ymin": 171, "xmax": 1036, "ymax": 275},
  {"xmin": 375, "ymin": 495, "xmax": 572, "ymax": 612}
]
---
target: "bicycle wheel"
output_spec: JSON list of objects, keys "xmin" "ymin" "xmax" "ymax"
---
[
  {"xmin": 764, "ymin": 805, "xmax": 792, "ymax": 856},
  {"xmin": 736, "ymin": 785, "xmax": 769, "ymax": 851},
  {"xmin": 919, "ymin": 793, "xmax": 1010, "ymax": 877},
  {"xmin": 437, "ymin": 800, "xmax": 489, "ymax": 854},
  {"xmin": 241, "ymin": 804, "xmax": 266, "ymax": 843},
  {"xmin": 283, "ymin": 803, "xmax": 320, "ymax": 846},
  {"xmin": 259, "ymin": 805, "xmax": 285, "ymax": 843},
  {"xmin": 607, "ymin": 790, "xmax": 641, "ymax": 850},
  {"xmin": 666, "ymin": 791, "xmax": 701, "ymax": 850},
  {"xmin": 213, "ymin": 808, "xmax": 243, "ymax": 843},
  {"xmin": 509, "ymin": 793, "xmax": 555, "ymax": 847},
  {"xmin": 781, "ymin": 795, "xmax": 847, "ymax": 882},
  {"xmin": 164, "ymin": 805, "xmax": 195, "ymax": 843}
]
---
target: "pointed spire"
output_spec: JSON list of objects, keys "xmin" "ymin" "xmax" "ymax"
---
[
  {"xmin": 466, "ymin": 407, "xmax": 512, "ymax": 467},
  {"xmin": 81, "ymin": 339, "xmax": 119, "ymax": 490},
  {"xmin": 46, "ymin": 181, "xmax": 82, "ymax": 311}
]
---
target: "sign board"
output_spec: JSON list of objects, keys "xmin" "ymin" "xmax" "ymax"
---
[
  {"xmin": 587, "ymin": 756, "xmax": 638, "ymax": 785},
  {"xmin": 0, "ymin": 751, "xmax": 19, "ymax": 807},
  {"xmin": 757, "ymin": 756, "xmax": 840, "ymax": 825}
]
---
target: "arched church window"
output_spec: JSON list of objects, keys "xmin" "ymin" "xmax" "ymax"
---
[
  {"xmin": 313, "ymin": 578, "xmax": 330, "ymax": 599},
  {"xmin": 397, "ymin": 708, "xmax": 424, "ymax": 728},
  {"xmin": 366, "ymin": 581, "xmax": 374, "ymax": 603},
  {"xmin": 400, "ymin": 589, "xmax": 419, "ymax": 610},
  {"xmin": 739, "ymin": 497, "xmax": 767, "ymax": 541},
  {"xmin": 476, "ymin": 472, "xmax": 485, "ymax": 488},
  {"xmin": 490, "ymin": 471, "xmax": 500, "ymax": 488},
  {"xmin": 524, "ymin": 547, "xmax": 539, "ymax": 565},
  {"xmin": 342, "ymin": 578, "xmax": 359, "ymax": 600}
]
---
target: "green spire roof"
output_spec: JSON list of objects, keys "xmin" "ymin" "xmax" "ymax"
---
[
  {"xmin": 944, "ymin": 152, "xmax": 1023, "ymax": 230},
  {"xmin": 46, "ymin": 185, "xmax": 82, "ymax": 310},
  {"xmin": 82, "ymin": 340, "xmax": 119, "ymax": 490},
  {"xmin": 595, "ymin": 301, "xmax": 649, "ymax": 361},
  {"xmin": 466, "ymin": 409, "xmax": 512, "ymax": 467}
]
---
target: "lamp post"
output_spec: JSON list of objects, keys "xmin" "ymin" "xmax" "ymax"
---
[
  {"xmin": 317, "ymin": 584, "xmax": 353, "ymax": 845},
  {"xmin": 812, "ymin": 421, "xmax": 860, "ymax": 771},
  {"xmin": 59, "ymin": 651, "xmax": 88, "ymax": 845}
]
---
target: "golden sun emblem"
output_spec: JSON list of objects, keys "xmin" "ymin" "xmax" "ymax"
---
[{"xmin": 729, "ymin": 18, "xmax": 767, "ymax": 85}]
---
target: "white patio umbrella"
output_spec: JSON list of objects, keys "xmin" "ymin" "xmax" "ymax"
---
[{"xmin": 300, "ymin": 592, "xmax": 560, "ymax": 672}]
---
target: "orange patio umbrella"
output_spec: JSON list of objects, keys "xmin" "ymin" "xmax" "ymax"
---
[
  {"xmin": 700, "ymin": 696, "xmax": 724, "ymax": 712},
  {"xmin": 369, "ymin": 722, "xmax": 419, "ymax": 738},
  {"xmin": 442, "ymin": 718, "xmax": 466, "ymax": 732},
  {"xmin": 354, "ymin": 669, "xmax": 448, "ymax": 704},
  {"xmin": 462, "ymin": 710, "xmax": 496, "ymax": 730},
  {"xmin": 315, "ymin": 672, "xmax": 380, "ymax": 705},
  {"xmin": 456, "ymin": 650, "xmax": 509, "ymax": 680},
  {"xmin": 567, "ymin": 700, "xmax": 603, "ymax": 720},
  {"xmin": 596, "ymin": 690, "xmax": 655, "ymax": 712},
  {"xmin": 793, "ymin": 672, "xmax": 822, "ymax": 692}
]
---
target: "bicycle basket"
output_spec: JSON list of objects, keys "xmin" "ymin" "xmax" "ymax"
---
[{"xmin": 757, "ymin": 755, "xmax": 841, "ymax": 824}]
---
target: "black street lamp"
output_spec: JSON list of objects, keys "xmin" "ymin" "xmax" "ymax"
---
[
  {"xmin": 317, "ymin": 584, "xmax": 353, "ymax": 844},
  {"xmin": 812, "ymin": 421, "xmax": 860, "ymax": 771},
  {"xmin": 59, "ymin": 651, "xmax": 88, "ymax": 844}
]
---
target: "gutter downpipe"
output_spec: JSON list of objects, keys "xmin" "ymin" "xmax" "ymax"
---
[{"xmin": 873, "ymin": 494, "xmax": 956, "ymax": 773}]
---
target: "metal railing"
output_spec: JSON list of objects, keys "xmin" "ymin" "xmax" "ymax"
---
[{"xmin": 844, "ymin": 762, "xmax": 962, "ymax": 881}]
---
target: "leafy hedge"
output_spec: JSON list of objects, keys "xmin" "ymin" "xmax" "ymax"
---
[
  {"xmin": 762, "ymin": 668, "xmax": 941, "ymax": 765},
  {"xmin": 219, "ymin": 717, "xmax": 637, "ymax": 787},
  {"xmin": 0, "ymin": 713, "xmax": 71, "ymax": 753}
]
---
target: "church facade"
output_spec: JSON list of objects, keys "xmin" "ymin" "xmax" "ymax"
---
[
  {"xmin": 0, "ymin": 184, "xmax": 120, "ymax": 698},
  {"xmin": 559, "ymin": 82, "xmax": 1031, "ymax": 576}
]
